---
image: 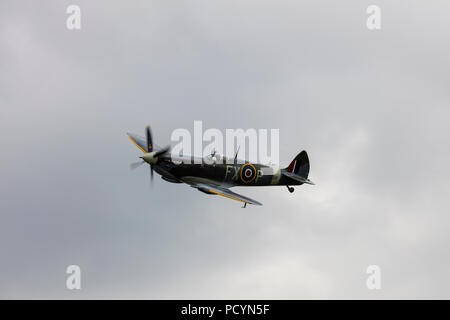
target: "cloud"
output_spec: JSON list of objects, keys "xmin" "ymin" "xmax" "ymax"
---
[{"xmin": 1, "ymin": 0, "xmax": 450, "ymax": 299}]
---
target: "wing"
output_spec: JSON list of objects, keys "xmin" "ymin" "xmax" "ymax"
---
[{"xmin": 190, "ymin": 183, "xmax": 262, "ymax": 206}]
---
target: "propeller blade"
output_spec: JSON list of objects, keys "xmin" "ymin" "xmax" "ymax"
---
[
  {"xmin": 145, "ymin": 125, "xmax": 153, "ymax": 152},
  {"xmin": 150, "ymin": 164, "xmax": 154, "ymax": 182},
  {"xmin": 153, "ymin": 146, "xmax": 170, "ymax": 158},
  {"xmin": 130, "ymin": 160, "xmax": 145, "ymax": 170}
]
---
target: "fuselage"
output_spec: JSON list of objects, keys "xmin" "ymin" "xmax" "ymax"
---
[{"xmin": 155, "ymin": 158, "xmax": 300, "ymax": 187}]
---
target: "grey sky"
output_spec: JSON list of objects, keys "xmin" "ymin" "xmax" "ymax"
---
[{"xmin": 1, "ymin": 0, "xmax": 450, "ymax": 298}]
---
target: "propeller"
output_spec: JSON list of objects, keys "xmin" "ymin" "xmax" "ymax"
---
[
  {"xmin": 130, "ymin": 160, "xmax": 145, "ymax": 170},
  {"xmin": 154, "ymin": 146, "xmax": 170, "ymax": 158},
  {"xmin": 129, "ymin": 125, "xmax": 171, "ymax": 184},
  {"xmin": 145, "ymin": 125, "xmax": 154, "ymax": 181},
  {"xmin": 145, "ymin": 125, "xmax": 153, "ymax": 153}
]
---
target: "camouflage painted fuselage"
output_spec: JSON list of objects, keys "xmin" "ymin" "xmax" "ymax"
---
[{"xmin": 155, "ymin": 160, "xmax": 301, "ymax": 187}]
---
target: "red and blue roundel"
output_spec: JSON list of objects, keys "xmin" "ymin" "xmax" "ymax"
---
[{"xmin": 240, "ymin": 163, "xmax": 257, "ymax": 183}]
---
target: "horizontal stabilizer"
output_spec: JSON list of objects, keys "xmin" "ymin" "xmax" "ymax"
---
[{"xmin": 282, "ymin": 171, "xmax": 315, "ymax": 185}]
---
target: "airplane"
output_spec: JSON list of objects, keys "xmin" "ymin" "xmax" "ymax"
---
[{"xmin": 127, "ymin": 126, "xmax": 314, "ymax": 207}]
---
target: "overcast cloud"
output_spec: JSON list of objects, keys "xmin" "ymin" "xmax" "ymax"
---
[{"xmin": 1, "ymin": 0, "xmax": 450, "ymax": 299}]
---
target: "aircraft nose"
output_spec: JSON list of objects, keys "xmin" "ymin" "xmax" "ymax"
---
[{"xmin": 140, "ymin": 153, "xmax": 153, "ymax": 164}]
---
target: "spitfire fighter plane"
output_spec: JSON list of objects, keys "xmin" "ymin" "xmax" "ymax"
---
[{"xmin": 128, "ymin": 126, "xmax": 314, "ymax": 207}]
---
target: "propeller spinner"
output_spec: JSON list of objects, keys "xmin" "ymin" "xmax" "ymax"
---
[{"xmin": 129, "ymin": 125, "xmax": 170, "ymax": 184}]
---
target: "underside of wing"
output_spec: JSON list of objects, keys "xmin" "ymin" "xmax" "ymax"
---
[{"xmin": 191, "ymin": 183, "xmax": 262, "ymax": 206}]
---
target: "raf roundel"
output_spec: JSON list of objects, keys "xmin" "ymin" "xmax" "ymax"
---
[{"xmin": 240, "ymin": 163, "xmax": 257, "ymax": 183}]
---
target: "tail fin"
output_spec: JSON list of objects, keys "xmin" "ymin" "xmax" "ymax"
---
[{"xmin": 285, "ymin": 150, "xmax": 310, "ymax": 178}]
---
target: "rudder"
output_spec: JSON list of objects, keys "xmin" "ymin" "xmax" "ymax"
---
[{"xmin": 286, "ymin": 150, "xmax": 310, "ymax": 178}]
